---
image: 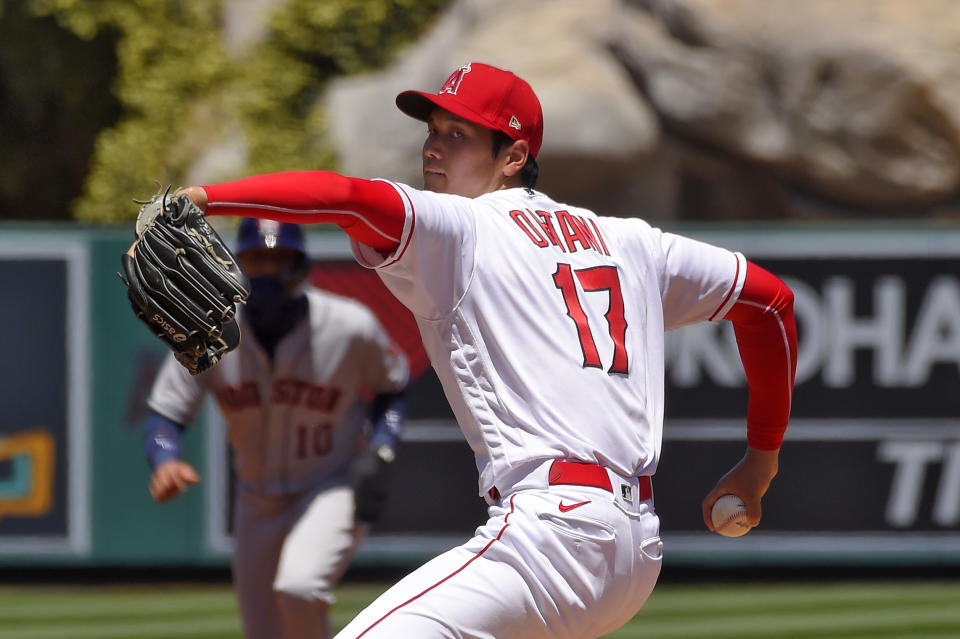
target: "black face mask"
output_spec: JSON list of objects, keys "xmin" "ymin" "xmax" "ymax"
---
[{"xmin": 244, "ymin": 275, "xmax": 307, "ymax": 356}]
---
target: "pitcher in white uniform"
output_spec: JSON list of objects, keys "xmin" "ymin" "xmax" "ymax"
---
[
  {"xmin": 142, "ymin": 218, "xmax": 409, "ymax": 639},
  {"xmin": 169, "ymin": 62, "xmax": 798, "ymax": 639}
]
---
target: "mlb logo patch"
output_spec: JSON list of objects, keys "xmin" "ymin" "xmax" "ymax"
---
[{"xmin": 621, "ymin": 484, "xmax": 633, "ymax": 502}]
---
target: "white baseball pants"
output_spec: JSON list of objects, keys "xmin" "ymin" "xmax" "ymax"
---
[{"xmin": 335, "ymin": 466, "xmax": 662, "ymax": 639}]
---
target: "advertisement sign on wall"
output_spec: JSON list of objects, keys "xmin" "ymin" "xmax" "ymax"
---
[{"xmin": 0, "ymin": 239, "xmax": 89, "ymax": 555}]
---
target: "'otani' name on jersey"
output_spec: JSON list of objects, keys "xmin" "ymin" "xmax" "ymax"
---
[
  {"xmin": 214, "ymin": 378, "xmax": 342, "ymax": 412},
  {"xmin": 508, "ymin": 207, "xmax": 610, "ymax": 256}
]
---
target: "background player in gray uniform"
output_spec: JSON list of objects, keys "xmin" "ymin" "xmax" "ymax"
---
[
  {"xmin": 142, "ymin": 218, "xmax": 409, "ymax": 639},
  {"xmin": 170, "ymin": 62, "xmax": 797, "ymax": 638}
]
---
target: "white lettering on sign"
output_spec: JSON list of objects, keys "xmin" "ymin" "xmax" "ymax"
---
[
  {"xmin": 666, "ymin": 321, "xmax": 741, "ymax": 387},
  {"xmin": 666, "ymin": 275, "xmax": 960, "ymax": 389},
  {"xmin": 902, "ymin": 277, "xmax": 960, "ymax": 386},
  {"xmin": 877, "ymin": 440, "xmax": 960, "ymax": 527},
  {"xmin": 823, "ymin": 276, "xmax": 904, "ymax": 387}
]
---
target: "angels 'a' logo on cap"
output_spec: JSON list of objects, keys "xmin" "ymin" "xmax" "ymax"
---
[
  {"xmin": 257, "ymin": 219, "xmax": 281, "ymax": 248},
  {"xmin": 508, "ymin": 115, "xmax": 521, "ymax": 130},
  {"xmin": 439, "ymin": 63, "xmax": 472, "ymax": 95}
]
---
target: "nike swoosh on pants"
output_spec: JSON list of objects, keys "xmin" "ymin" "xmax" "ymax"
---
[{"xmin": 558, "ymin": 500, "xmax": 591, "ymax": 512}]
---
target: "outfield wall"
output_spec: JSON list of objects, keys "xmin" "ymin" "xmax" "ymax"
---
[{"xmin": 1, "ymin": 223, "xmax": 958, "ymax": 568}]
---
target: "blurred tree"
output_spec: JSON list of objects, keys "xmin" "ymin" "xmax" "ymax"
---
[
  {"xmin": 22, "ymin": 0, "xmax": 445, "ymax": 223},
  {"xmin": 0, "ymin": 0, "xmax": 122, "ymax": 221},
  {"xmin": 30, "ymin": 0, "xmax": 236, "ymax": 222},
  {"xmin": 244, "ymin": 0, "xmax": 447, "ymax": 175}
]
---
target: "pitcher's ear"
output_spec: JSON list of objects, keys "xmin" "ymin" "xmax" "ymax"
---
[{"xmin": 503, "ymin": 139, "xmax": 530, "ymax": 178}]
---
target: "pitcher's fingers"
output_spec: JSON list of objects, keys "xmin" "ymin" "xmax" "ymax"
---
[
  {"xmin": 702, "ymin": 491, "xmax": 723, "ymax": 531},
  {"xmin": 744, "ymin": 500, "xmax": 763, "ymax": 527}
]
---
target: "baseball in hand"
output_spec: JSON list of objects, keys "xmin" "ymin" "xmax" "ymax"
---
[{"xmin": 711, "ymin": 494, "xmax": 751, "ymax": 537}]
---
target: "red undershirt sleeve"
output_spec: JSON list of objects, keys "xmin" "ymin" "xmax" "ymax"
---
[
  {"xmin": 722, "ymin": 261, "xmax": 797, "ymax": 450},
  {"xmin": 202, "ymin": 171, "xmax": 406, "ymax": 252}
]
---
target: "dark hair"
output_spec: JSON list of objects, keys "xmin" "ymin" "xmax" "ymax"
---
[{"xmin": 492, "ymin": 130, "xmax": 539, "ymax": 189}]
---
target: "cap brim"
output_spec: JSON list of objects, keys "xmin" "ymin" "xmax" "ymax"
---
[
  {"xmin": 396, "ymin": 90, "xmax": 505, "ymax": 137},
  {"xmin": 396, "ymin": 91, "xmax": 439, "ymax": 122}
]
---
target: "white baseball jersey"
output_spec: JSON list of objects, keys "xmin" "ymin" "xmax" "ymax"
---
[
  {"xmin": 353, "ymin": 185, "xmax": 745, "ymax": 498},
  {"xmin": 148, "ymin": 286, "xmax": 409, "ymax": 495}
]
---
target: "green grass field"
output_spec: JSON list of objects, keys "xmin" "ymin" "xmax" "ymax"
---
[{"xmin": 1, "ymin": 580, "xmax": 959, "ymax": 639}]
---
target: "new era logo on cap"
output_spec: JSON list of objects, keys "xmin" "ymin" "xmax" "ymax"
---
[{"xmin": 395, "ymin": 62, "xmax": 544, "ymax": 158}]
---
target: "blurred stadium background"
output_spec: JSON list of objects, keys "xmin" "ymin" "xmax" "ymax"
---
[{"xmin": 2, "ymin": 0, "xmax": 960, "ymax": 637}]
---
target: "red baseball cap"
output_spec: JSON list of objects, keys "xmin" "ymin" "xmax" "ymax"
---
[{"xmin": 396, "ymin": 62, "xmax": 544, "ymax": 158}]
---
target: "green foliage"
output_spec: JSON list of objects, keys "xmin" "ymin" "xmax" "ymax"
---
[
  {"xmin": 29, "ymin": 0, "xmax": 235, "ymax": 221},
  {"xmin": 0, "ymin": 0, "xmax": 121, "ymax": 221},
  {"xmin": 27, "ymin": 0, "xmax": 445, "ymax": 223},
  {"xmin": 268, "ymin": 0, "xmax": 446, "ymax": 75}
]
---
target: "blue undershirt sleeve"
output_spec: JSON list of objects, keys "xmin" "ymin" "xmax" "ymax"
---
[
  {"xmin": 369, "ymin": 392, "xmax": 407, "ymax": 452},
  {"xmin": 143, "ymin": 411, "xmax": 186, "ymax": 470}
]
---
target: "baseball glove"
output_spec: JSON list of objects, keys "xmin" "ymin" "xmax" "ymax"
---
[{"xmin": 119, "ymin": 186, "xmax": 250, "ymax": 375}]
